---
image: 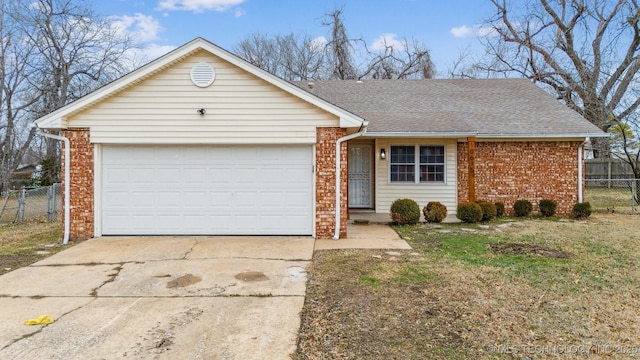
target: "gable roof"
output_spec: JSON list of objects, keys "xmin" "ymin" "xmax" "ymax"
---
[
  {"xmin": 35, "ymin": 38, "xmax": 366, "ymax": 129},
  {"xmin": 292, "ymin": 79, "xmax": 606, "ymax": 138}
]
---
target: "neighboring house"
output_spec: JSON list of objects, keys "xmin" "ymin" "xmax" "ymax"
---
[{"xmin": 34, "ymin": 38, "xmax": 605, "ymax": 241}]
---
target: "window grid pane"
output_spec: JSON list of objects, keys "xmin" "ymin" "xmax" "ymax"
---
[
  {"xmin": 390, "ymin": 146, "xmax": 415, "ymax": 183},
  {"xmin": 419, "ymin": 146, "xmax": 445, "ymax": 183}
]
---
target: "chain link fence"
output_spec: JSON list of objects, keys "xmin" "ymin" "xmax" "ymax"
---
[
  {"xmin": 0, "ymin": 184, "xmax": 61, "ymax": 225},
  {"xmin": 585, "ymin": 179, "xmax": 638, "ymax": 213}
]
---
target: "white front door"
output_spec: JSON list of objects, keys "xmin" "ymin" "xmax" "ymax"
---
[
  {"xmin": 348, "ymin": 144, "xmax": 373, "ymax": 208},
  {"xmin": 101, "ymin": 145, "xmax": 313, "ymax": 235}
]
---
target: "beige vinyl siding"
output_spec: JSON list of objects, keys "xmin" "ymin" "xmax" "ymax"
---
[
  {"xmin": 374, "ymin": 138, "xmax": 458, "ymax": 215},
  {"xmin": 68, "ymin": 50, "xmax": 339, "ymax": 144}
]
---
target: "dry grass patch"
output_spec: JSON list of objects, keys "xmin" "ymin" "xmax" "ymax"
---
[
  {"xmin": 0, "ymin": 221, "xmax": 66, "ymax": 275},
  {"xmin": 294, "ymin": 214, "xmax": 640, "ymax": 359}
]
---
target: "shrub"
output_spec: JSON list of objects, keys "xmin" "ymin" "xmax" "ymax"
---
[
  {"xmin": 456, "ymin": 202, "xmax": 483, "ymax": 223},
  {"xmin": 572, "ymin": 202, "xmax": 592, "ymax": 219},
  {"xmin": 513, "ymin": 199, "xmax": 533, "ymax": 217},
  {"xmin": 477, "ymin": 201, "xmax": 497, "ymax": 221},
  {"xmin": 390, "ymin": 198, "xmax": 421, "ymax": 225},
  {"xmin": 495, "ymin": 202, "xmax": 505, "ymax": 217},
  {"xmin": 538, "ymin": 199, "xmax": 558, "ymax": 217},
  {"xmin": 423, "ymin": 201, "xmax": 448, "ymax": 223}
]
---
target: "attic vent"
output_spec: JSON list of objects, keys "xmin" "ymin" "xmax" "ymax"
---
[{"xmin": 190, "ymin": 62, "xmax": 215, "ymax": 87}]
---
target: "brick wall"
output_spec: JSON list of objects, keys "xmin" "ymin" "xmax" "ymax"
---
[
  {"xmin": 61, "ymin": 129, "xmax": 94, "ymax": 240},
  {"xmin": 316, "ymin": 127, "xmax": 348, "ymax": 239},
  {"xmin": 457, "ymin": 141, "xmax": 582, "ymax": 215}
]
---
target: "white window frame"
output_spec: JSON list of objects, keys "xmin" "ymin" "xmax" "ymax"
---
[{"xmin": 389, "ymin": 144, "xmax": 446, "ymax": 184}]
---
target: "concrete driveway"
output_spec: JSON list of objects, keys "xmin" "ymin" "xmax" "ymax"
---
[{"xmin": 0, "ymin": 236, "xmax": 314, "ymax": 359}]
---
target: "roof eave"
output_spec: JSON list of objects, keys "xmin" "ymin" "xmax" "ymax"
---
[
  {"xmin": 35, "ymin": 116, "xmax": 66, "ymax": 129},
  {"xmin": 477, "ymin": 132, "xmax": 608, "ymax": 139},
  {"xmin": 362, "ymin": 131, "xmax": 606, "ymax": 139},
  {"xmin": 362, "ymin": 131, "xmax": 478, "ymax": 138},
  {"xmin": 34, "ymin": 37, "xmax": 366, "ymax": 130}
]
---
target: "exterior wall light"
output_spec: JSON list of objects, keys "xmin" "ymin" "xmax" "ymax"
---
[{"xmin": 380, "ymin": 148, "xmax": 386, "ymax": 160}]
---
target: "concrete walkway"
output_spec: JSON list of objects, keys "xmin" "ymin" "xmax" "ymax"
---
[
  {"xmin": 0, "ymin": 236, "xmax": 314, "ymax": 360},
  {"xmin": 315, "ymin": 223, "xmax": 412, "ymax": 250}
]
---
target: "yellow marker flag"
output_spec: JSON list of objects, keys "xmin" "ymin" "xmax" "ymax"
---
[{"xmin": 24, "ymin": 315, "xmax": 54, "ymax": 325}]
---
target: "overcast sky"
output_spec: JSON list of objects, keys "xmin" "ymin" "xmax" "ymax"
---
[{"xmin": 97, "ymin": 0, "xmax": 497, "ymax": 77}]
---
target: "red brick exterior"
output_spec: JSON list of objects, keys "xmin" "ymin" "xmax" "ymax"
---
[
  {"xmin": 315, "ymin": 127, "xmax": 348, "ymax": 239},
  {"xmin": 457, "ymin": 141, "xmax": 583, "ymax": 216},
  {"xmin": 61, "ymin": 129, "xmax": 94, "ymax": 240}
]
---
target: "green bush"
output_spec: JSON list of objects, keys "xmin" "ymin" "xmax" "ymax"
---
[
  {"xmin": 513, "ymin": 199, "xmax": 533, "ymax": 217},
  {"xmin": 390, "ymin": 198, "xmax": 421, "ymax": 225},
  {"xmin": 477, "ymin": 201, "xmax": 497, "ymax": 221},
  {"xmin": 572, "ymin": 202, "xmax": 592, "ymax": 219},
  {"xmin": 423, "ymin": 201, "xmax": 448, "ymax": 223},
  {"xmin": 495, "ymin": 202, "xmax": 505, "ymax": 217},
  {"xmin": 456, "ymin": 202, "xmax": 483, "ymax": 223},
  {"xmin": 538, "ymin": 199, "xmax": 558, "ymax": 217}
]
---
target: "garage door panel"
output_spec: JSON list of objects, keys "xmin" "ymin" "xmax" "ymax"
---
[
  {"xmin": 105, "ymin": 168, "xmax": 130, "ymax": 184},
  {"xmin": 157, "ymin": 192, "xmax": 181, "ymax": 208},
  {"xmin": 183, "ymin": 169, "xmax": 207, "ymax": 184},
  {"xmin": 102, "ymin": 145, "xmax": 313, "ymax": 235}
]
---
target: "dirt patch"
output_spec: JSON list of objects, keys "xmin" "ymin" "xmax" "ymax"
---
[
  {"xmin": 489, "ymin": 242, "xmax": 572, "ymax": 258},
  {"xmin": 166, "ymin": 274, "xmax": 202, "ymax": 288},
  {"xmin": 234, "ymin": 271, "xmax": 269, "ymax": 282}
]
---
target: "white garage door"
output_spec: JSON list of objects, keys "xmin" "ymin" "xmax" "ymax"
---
[{"xmin": 101, "ymin": 145, "xmax": 313, "ymax": 235}]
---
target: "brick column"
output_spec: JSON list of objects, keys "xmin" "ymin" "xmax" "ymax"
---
[
  {"xmin": 61, "ymin": 129, "xmax": 94, "ymax": 240},
  {"xmin": 315, "ymin": 127, "xmax": 348, "ymax": 239}
]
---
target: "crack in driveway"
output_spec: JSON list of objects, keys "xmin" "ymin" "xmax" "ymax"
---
[
  {"xmin": 90, "ymin": 263, "xmax": 124, "ymax": 297},
  {"xmin": 181, "ymin": 240, "xmax": 198, "ymax": 260},
  {"xmin": 2, "ymin": 298, "xmax": 97, "ymax": 351}
]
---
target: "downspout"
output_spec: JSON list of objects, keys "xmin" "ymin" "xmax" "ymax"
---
[
  {"xmin": 333, "ymin": 125, "xmax": 367, "ymax": 240},
  {"xmin": 38, "ymin": 127, "xmax": 70, "ymax": 245},
  {"xmin": 578, "ymin": 137, "xmax": 589, "ymax": 203}
]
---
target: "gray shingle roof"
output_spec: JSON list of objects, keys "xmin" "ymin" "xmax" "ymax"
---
[{"xmin": 292, "ymin": 78, "xmax": 604, "ymax": 137}]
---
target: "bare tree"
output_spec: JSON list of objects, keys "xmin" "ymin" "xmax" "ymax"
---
[
  {"xmin": 236, "ymin": 8, "xmax": 435, "ymax": 80},
  {"xmin": 0, "ymin": 0, "xmax": 134, "ymax": 191},
  {"xmin": 17, "ymin": 0, "xmax": 132, "ymax": 158},
  {"xmin": 363, "ymin": 37, "xmax": 435, "ymax": 79},
  {"xmin": 475, "ymin": 0, "xmax": 640, "ymax": 159},
  {"xmin": 0, "ymin": 2, "xmax": 38, "ymax": 192},
  {"xmin": 234, "ymin": 33, "xmax": 326, "ymax": 80},
  {"xmin": 322, "ymin": 8, "xmax": 358, "ymax": 80}
]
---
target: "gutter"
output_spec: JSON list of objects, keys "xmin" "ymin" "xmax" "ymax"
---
[
  {"xmin": 37, "ymin": 127, "xmax": 70, "ymax": 245},
  {"xmin": 333, "ymin": 124, "xmax": 367, "ymax": 240},
  {"xmin": 578, "ymin": 137, "xmax": 589, "ymax": 203},
  {"xmin": 362, "ymin": 132, "xmax": 608, "ymax": 139}
]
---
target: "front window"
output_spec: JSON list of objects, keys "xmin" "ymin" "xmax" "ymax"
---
[
  {"xmin": 390, "ymin": 146, "xmax": 415, "ymax": 182},
  {"xmin": 390, "ymin": 145, "xmax": 445, "ymax": 183},
  {"xmin": 420, "ymin": 146, "xmax": 445, "ymax": 182}
]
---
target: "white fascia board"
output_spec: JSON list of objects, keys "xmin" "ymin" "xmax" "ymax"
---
[
  {"xmin": 363, "ymin": 131, "xmax": 606, "ymax": 139},
  {"xmin": 34, "ymin": 37, "xmax": 366, "ymax": 130},
  {"xmin": 35, "ymin": 116, "xmax": 65, "ymax": 129},
  {"xmin": 363, "ymin": 131, "xmax": 478, "ymax": 138},
  {"xmin": 476, "ymin": 132, "xmax": 608, "ymax": 139}
]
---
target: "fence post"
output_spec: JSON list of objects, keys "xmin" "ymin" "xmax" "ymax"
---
[
  {"xmin": 16, "ymin": 188, "xmax": 26, "ymax": 223},
  {"xmin": 47, "ymin": 185, "xmax": 56, "ymax": 221},
  {"xmin": 632, "ymin": 179, "xmax": 637, "ymax": 213}
]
